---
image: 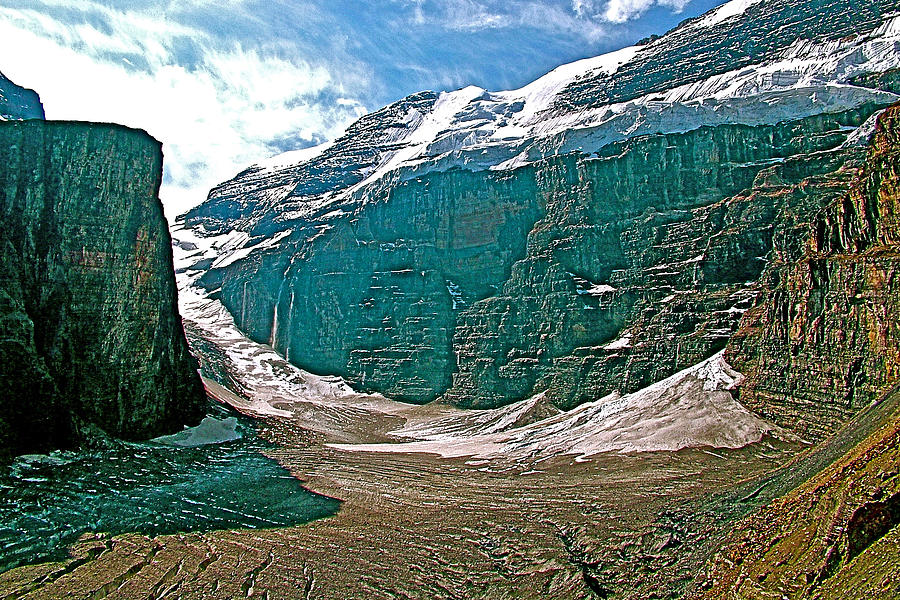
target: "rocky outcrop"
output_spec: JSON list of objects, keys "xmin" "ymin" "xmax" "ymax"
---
[
  {"xmin": 727, "ymin": 103, "xmax": 900, "ymax": 439},
  {"xmin": 0, "ymin": 120, "xmax": 206, "ymax": 462},
  {"xmin": 0, "ymin": 71, "xmax": 44, "ymax": 121},
  {"xmin": 689, "ymin": 385, "xmax": 900, "ymax": 599}
]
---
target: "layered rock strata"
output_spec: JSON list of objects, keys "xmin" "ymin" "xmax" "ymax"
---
[
  {"xmin": 0, "ymin": 120, "xmax": 206, "ymax": 462},
  {"xmin": 728, "ymin": 103, "xmax": 900, "ymax": 439}
]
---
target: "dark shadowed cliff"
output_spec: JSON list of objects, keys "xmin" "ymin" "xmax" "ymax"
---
[{"xmin": 0, "ymin": 119, "xmax": 206, "ymax": 462}]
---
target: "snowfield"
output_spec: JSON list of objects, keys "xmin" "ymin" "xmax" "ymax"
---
[
  {"xmin": 173, "ymin": 229, "xmax": 779, "ymax": 460},
  {"xmin": 330, "ymin": 351, "xmax": 778, "ymax": 460},
  {"xmin": 187, "ymin": 9, "xmax": 900, "ymax": 269}
]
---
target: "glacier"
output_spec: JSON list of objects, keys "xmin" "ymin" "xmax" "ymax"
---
[{"xmin": 184, "ymin": 8, "xmax": 900, "ymax": 244}]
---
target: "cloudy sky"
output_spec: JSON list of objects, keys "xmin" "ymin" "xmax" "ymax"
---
[{"xmin": 0, "ymin": 0, "xmax": 726, "ymax": 217}]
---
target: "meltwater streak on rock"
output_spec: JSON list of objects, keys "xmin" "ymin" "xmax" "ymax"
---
[
  {"xmin": 0, "ymin": 409, "xmax": 341, "ymax": 573},
  {"xmin": 0, "ymin": 120, "xmax": 206, "ymax": 462}
]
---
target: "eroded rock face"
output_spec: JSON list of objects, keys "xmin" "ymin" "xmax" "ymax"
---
[
  {"xmin": 728, "ymin": 104, "xmax": 900, "ymax": 439},
  {"xmin": 0, "ymin": 120, "xmax": 205, "ymax": 462},
  {"xmin": 441, "ymin": 109, "xmax": 881, "ymax": 409},
  {"xmin": 191, "ymin": 105, "xmax": 887, "ymax": 408}
]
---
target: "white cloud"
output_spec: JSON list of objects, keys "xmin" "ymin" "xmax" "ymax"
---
[
  {"xmin": 403, "ymin": 0, "xmax": 610, "ymax": 42},
  {"xmin": 0, "ymin": 1, "xmax": 368, "ymax": 218},
  {"xmin": 603, "ymin": 0, "xmax": 692, "ymax": 24},
  {"xmin": 436, "ymin": 0, "xmax": 506, "ymax": 30},
  {"xmin": 411, "ymin": 0, "xmax": 427, "ymax": 24},
  {"xmin": 572, "ymin": 0, "xmax": 601, "ymax": 17},
  {"xmin": 399, "ymin": 0, "xmax": 695, "ymax": 42}
]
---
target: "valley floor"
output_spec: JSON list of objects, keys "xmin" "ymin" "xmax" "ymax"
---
[
  {"xmin": 1, "ymin": 294, "xmax": 898, "ymax": 599},
  {"xmin": 0, "ymin": 395, "xmax": 791, "ymax": 598}
]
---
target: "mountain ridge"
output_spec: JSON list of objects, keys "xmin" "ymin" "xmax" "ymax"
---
[
  {"xmin": 176, "ymin": 0, "xmax": 900, "ymax": 433},
  {"xmin": 184, "ymin": 0, "xmax": 900, "ymax": 237}
]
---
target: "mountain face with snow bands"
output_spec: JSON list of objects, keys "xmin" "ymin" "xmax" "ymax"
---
[{"xmin": 179, "ymin": 0, "xmax": 900, "ymax": 440}]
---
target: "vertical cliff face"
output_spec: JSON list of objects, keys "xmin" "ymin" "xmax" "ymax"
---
[
  {"xmin": 188, "ymin": 105, "xmax": 886, "ymax": 408},
  {"xmin": 0, "ymin": 71, "xmax": 44, "ymax": 121},
  {"xmin": 177, "ymin": 1, "xmax": 900, "ymax": 421},
  {"xmin": 728, "ymin": 104, "xmax": 900, "ymax": 439},
  {"xmin": 441, "ymin": 109, "xmax": 886, "ymax": 409},
  {"xmin": 0, "ymin": 120, "xmax": 206, "ymax": 462}
]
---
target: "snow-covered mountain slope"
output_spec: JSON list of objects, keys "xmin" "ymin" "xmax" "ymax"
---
[
  {"xmin": 183, "ymin": 0, "xmax": 900, "ymax": 236},
  {"xmin": 176, "ymin": 0, "xmax": 900, "ymax": 425}
]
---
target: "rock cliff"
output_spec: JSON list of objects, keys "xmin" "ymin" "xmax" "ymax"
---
[
  {"xmin": 183, "ymin": 104, "xmax": 892, "ymax": 409},
  {"xmin": 0, "ymin": 120, "xmax": 206, "ymax": 462},
  {"xmin": 728, "ymin": 103, "xmax": 900, "ymax": 439},
  {"xmin": 177, "ymin": 0, "xmax": 900, "ymax": 427}
]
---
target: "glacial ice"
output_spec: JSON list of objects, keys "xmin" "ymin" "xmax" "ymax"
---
[
  {"xmin": 183, "ymin": 12, "xmax": 900, "ymax": 278},
  {"xmin": 692, "ymin": 0, "xmax": 765, "ymax": 29}
]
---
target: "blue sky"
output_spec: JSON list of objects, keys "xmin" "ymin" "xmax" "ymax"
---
[{"xmin": 0, "ymin": 0, "xmax": 727, "ymax": 216}]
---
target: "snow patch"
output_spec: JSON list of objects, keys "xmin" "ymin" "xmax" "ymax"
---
[
  {"xmin": 493, "ymin": 45, "xmax": 642, "ymax": 131},
  {"xmin": 390, "ymin": 392, "xmax": 559, "ymax": 441},
  {"xmin": 252, "ymin": 140, "xmax": 334, "ymax": 172},
  {"xmin": 603, "ymin": 333, "xmax": 632, "ymax": 350},
  {"xmin": 584, "ymin": 284, "xmax": 617, "ymax": 295},
  {"xmin": 693, "ymin": 0, "xmax": 764, "ymax": 29},
  {"xmin": 340, "ymin": 85, "xmax": 486, "ymax": 202},
  {"xmin": 332, "ymin": 351, "xmax": 774, "ymax": 460},
  {"xmin": 152, "ymin": 416, "xmax": 241, "ymax": 447},
  {"xmin": 841, "ymin": 109, "xmax": 886, "ymax": 148}
]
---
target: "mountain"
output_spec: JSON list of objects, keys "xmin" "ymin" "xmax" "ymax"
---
[
  {"xmin": 0, "ymin": 118, "xmax": 206, "ymax": 462},
  {"xmin": 0, "ymin": 71, "xmax": 44, "ymax": 121},
  {"xmin": 177, "ymin": 0, "xmax": 900, "ymax": 439}
]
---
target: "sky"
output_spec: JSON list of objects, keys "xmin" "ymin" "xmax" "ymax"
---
[{"xmin": 0, "ymin": 0, "xmax": 728, "ymax": 218}]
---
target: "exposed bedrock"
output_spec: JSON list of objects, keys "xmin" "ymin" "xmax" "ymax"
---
[
  {"xmin": 197, "ymin": 103, "xmax": 889, "ymax": 409},
  {"xmin": 727, "ymin": 103, "xmax": 900, "ymax": 440},
  {"xmin": 0, "ymin": 120, "xmax": 206, "ymax": 462}
]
